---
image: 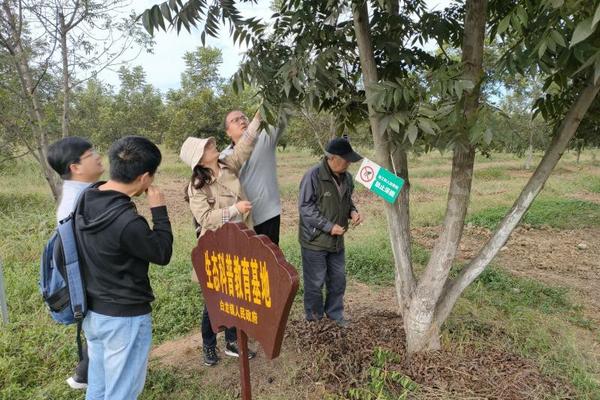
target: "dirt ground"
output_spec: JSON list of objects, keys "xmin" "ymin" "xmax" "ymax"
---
[
  {"xmin": 149, "ymin": 222, "xmax": 599, "ymax": 399},
  {"xmin": 149, "ymin": 159, "xmax": 599, "ymax": 398},
  {"xmin": 413, "ymin": 225, "xmax": 600, "ymax": 324},
  {"xmin": 150, "ymin": 279, "xmax": 575, "ymax": 399}
]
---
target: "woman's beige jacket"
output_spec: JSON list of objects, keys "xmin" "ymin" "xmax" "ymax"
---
[{"xmin": 187, "ymin": 119, "xmax": 260, "ymax": 281}]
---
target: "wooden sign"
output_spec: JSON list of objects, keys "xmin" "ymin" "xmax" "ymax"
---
[{"xmin": 192, "ymin": 222, "xmax": 298, "ymax": 392}]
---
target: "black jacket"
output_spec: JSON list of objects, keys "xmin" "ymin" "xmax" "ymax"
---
[
  {"xmin": 298, "ymin": 159, "xmax": 357, "ymax": 252},
  {"xmin": 74, "ymin": 182, "xmax": 173, "ymax": 317}
]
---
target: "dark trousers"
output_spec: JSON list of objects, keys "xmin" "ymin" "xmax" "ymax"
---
[
  {"xmin": 301, "ymin": 247, "xmax": 346, "ymax": 321},
  {"xmin": 254, "ymin": 215, "xmax": 280, "ymax": 245},
  {"xmin": 201, "ymin": 304, "xmax": 236, "ymax": 348}
]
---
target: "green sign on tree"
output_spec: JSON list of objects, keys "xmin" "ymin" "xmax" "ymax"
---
[{"xmin": 355, "ymin": 158, "xmax": 404, "ymax": 204}]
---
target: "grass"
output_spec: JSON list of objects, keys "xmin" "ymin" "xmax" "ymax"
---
[
  {"xmin": 0, "ymin": 148, "xmax": 599, "ymax": 399},
  {"xmin": 581, "ymin": 175, "xmax": 600, "ymax": 194},
  {"xmin": 466, "ymin": 198, "xmax": 600, "ymax": 229},
  {"xmin": 446, "ymin": 266, "xmax": 599, "ymax": 398},
  {"xmin": 474, "ymin": 166, "xmax": 511, "ymax": 180}
]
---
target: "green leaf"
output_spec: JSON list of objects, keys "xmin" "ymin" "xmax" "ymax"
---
[
  {"xmin": 378, "ymin": 114, "xmax": 392, "ymax": 136},
  {"xmin": 393, "ymin": 89, "xmax": 402, "ymax": 107},
  {"xmin": 389, "ymin": 117, "xmax": 400, "ymax": 133},
  {"xmin": 152, "ymin": 6, "xmax": 165, "ymax": 31},
  {"xmin": 573, "ymin": 50, "xmax": 600, "ymax": 76},
  {"xmin": 550, "ymin": 30, "xmax": 566, "ymax": 47},
  {"xmin": 570, "ymin": 17, "xmax": 594, "ymax": 47},
  {"xmin": 516, "ymin": 5, "xmax": 528, "ymax": 26},
  {"xmin": 484, "ymin": 128, "xmax": 493, "ymax": 145},
  {"xmin": 417, "ymin": 117, "xmax": 436, "ymax": 135},
  {"xmin": 160, "ymin": 3, "xmax": 173, "ymax": 23},
  {"xmin": 546, "ymin": 36, "xmax": 556, "ymax": 53},
  {"xmin": 419, "ymin": 106, "xmax": 436, "ymax": 118},
  {"xmin": 497, "ymin": 15, "xmax": 511, "ymax": 35},
  {"xmin": 593, "ymin": 2, "xmax": 600, "ymax": 28},
  {"xmin": 549, "ymin": 0, "xmax": 563, "ymax": 8},
  {"xmin": 406, "ymin": 123, "xmax": 418, "ymax": 144},
  {"xmin": 538, "ymin": 39, "xmax": 547, "ymax": 58},
  {"xmin": 142, "ymin": 10, "xmax": 154, "ymax": 36}
]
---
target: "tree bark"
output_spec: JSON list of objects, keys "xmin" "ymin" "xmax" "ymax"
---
[
  {"xmin": 352, "ymin": 1, "xmax": 415, "ymax": 316},
  {"xmin": 435, "ymin": 74, "xmax": 600, "ymax": 327},
  {"xmin": 406, "ymin": 146, "xmax": 475, "ymax": 353},
  {"xmin": 60, "ymin": 11, "xmax": 70, "ymax": 138}
]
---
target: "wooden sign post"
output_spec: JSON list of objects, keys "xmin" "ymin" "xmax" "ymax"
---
[{"xmin": 192, "ymin": 223, "xmax": 299, "ymax": 400}]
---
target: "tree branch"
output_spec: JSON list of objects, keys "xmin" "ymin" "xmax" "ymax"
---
[
  {"xmin": 0, "ymin": 149, "xmax": 32, "ymax": 166},
  {"xmin": 353, "ymin": 0, "xmax": 416, "ymax": 314},
  {"xmin": 435, "ymin": 73, "xmax": 600, "ymax": 327},
  {"xmin": 411, "ymin": 0, "xmax": 486, "ymax": 317}
]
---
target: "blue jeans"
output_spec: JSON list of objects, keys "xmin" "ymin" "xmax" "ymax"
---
[
  {"xmin": 301, "ymin": 247, "xmax": 346, "ymax": 321},
  {"xmin": 83, "ymin": 311, "xmax": 152, "ymax": 400}
]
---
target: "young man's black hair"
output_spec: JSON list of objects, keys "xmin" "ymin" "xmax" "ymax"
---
[
  {"xmin": 108, "ymin": 136, "xmax": 162, "ymax": 183},
  {"xmin": 47, "ymin": 137, "xmax": 93, "ymax": 179}
]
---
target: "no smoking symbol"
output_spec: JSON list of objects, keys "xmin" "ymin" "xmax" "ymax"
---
[{"xmin": 360, "ymin": 165, "xmax": 374, "ymax": 183}]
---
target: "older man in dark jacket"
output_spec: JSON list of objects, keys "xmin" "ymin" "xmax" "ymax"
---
[{"xmin": 298, "ymin": 138, "xmax": 363, "ymax": 327}]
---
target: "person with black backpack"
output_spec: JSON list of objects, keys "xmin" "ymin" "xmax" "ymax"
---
[
  {"xmin": 74, "ymin": 136, "xmax": 173, "ymax": 400},
  {"xmin": 47, "ymin": 137, "xmax": 104, "ymax": 390}
]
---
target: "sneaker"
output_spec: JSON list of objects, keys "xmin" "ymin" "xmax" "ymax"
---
[
  {"xmin": 203, "ymin": 346, "xmax": 219, "ymax": 366},
  {"xmin": 66, "ymin": 375, "xmax": 87, "ymax": 390},
  {"xmin": 334, "ymin": 318, "xmax": 350, "ymax": 328},
  {"xmin": 224, "ymin": 342, "xmax": 256, "ymax": 359}
]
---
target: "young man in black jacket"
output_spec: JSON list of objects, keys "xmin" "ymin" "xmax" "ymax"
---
[{"xmin": 74, "ymin": 136, "xmax": 173, "ymax": 400}]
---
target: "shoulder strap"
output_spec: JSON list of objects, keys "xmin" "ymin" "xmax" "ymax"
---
[
  {"xmin": 57, "ymin": 221, "xmax": 86, "ymax": 321},
  {"xmin": 189, "ymin": 182, "xmax": 215, "ymax": 207},
  {"xmin": 189, "ymin": 183, "xmax": 216, "ymax": 238},
  {"xmin": 204, "ymin": 184, "xmax": 215, "ymax": 206},
  {"xmin": 76, "ymin": 319, "xmax": 84, "ymax": 361}
]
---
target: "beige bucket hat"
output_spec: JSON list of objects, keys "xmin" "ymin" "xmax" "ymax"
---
[{"xmin": 179, "ymin": 136, "xmax": 216, "ymax": 169}]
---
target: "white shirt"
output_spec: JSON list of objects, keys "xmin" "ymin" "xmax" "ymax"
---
[{"xmin": 56, "ymin": 180, "xmax": 92, "ymax": 223}]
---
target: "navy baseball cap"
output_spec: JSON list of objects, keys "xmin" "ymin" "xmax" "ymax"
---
[{"xmin": 326, "ymin": 138, "xmax": 363, "ymax": 162}]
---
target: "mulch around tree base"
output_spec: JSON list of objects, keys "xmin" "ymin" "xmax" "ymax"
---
[{"xmin": 285, "ymin": 312, "xmax": 574, "ymax": 399}]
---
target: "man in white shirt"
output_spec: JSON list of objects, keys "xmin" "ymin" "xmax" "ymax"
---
[
  {"xmin": 47, "ymin": 136, "xmax": 104, "ymax": 389},
  {"xmin": 220, "ymin": 110, "xmax": 285, "ymax": 245}
]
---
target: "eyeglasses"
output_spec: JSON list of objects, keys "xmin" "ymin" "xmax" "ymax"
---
[{"xmin": 229, "ymin": 115, "xmax": 249, "ymax": 125}]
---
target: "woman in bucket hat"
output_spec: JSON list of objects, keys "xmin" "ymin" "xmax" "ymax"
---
[{"xmin": 179, "ymin": 110, "xmax": 261, "ymax": 367}]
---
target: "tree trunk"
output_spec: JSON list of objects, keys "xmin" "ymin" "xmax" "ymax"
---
[
  {"xmin": 403, "ymin": 0, "xmax": 487, "ymax": 354},
  {"xmin": 1, "ymin": 1, "xmax": 61, "ymax": 200},
  {"xmin": 352, "ymin": 2, "xmax": 416, "ymax": 317},
  {"xmin": 435, "ymin": 74, "xmax": 600, "ymax": 326},
  {"xmin": 525, "ymin": 123, "xmax": 533, "ymax": 170},
  {"xmin": 525, "ymin": 144, "xmax": 533, "ymax": 169},
  {"xmin": 60, "ymin": 12, "xmax": 70, "ymax": 138}
]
